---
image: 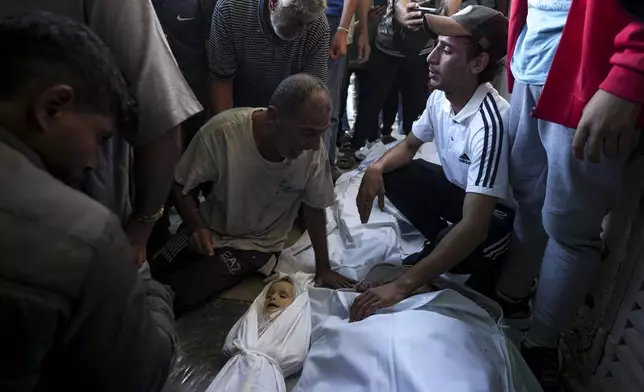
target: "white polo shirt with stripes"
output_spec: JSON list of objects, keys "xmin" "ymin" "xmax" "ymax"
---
[{"xmin": 412, "ymin": 83, "xmax": 511, "ymax": 201}]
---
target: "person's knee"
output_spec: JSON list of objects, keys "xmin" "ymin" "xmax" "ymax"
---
[{"xmin": 542, "ymin": 210, "xmax": 604, "ymax": 251}]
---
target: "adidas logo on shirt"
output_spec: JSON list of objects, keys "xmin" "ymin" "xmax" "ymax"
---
[{"xmin": 459, "ymin": 153, "xmax": 472, "ymax": 165}]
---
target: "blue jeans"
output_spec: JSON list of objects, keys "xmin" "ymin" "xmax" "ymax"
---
[
  {"xmin": 496, "ymin": 83, "xmax": 629, "ymax": 347},
  {"xmin": 326, "ymin": 15, "xmax": 347, "ymax": 163}
]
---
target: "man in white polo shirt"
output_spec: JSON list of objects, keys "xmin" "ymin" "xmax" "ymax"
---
[{"xmin": 351, "ymin": 6, "xmax": 511, "ymax": 321}]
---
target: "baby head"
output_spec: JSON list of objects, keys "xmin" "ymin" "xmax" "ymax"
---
[{"xmin": 264, "ymin": 278, "xmax": 295, "ymax": 314}]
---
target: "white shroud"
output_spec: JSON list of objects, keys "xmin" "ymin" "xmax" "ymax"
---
[
  {"xmin": 293, "ymin": 288, "xmax": 543, "ymax": 392},
  {"xmin": 205, "ymin": 273, "xmax": 313, "ymax": 392}
]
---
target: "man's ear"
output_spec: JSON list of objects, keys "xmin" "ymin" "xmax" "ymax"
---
[
  {"xmin": 33, "ymin": 85, "xmax": 74, "ymax": 132},
  {"xmin": 265, "ymin": 105, "xmax": 280, "ymax": 124},
  {"xmin": 470, "ymin": 51, "xmax": 490, "ymax": 77},
  {"xmin": 268, "ymin": 0, "xmax": 278, "ymax": 11}
]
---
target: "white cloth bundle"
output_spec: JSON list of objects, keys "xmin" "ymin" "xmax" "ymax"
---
[
  {"xmin": 294, "ymin": 288, "xmax": 543, "ymax": 392},
  {"xmin": 205, "ymin": 272, "xmax": 313, "ymax": 392}
]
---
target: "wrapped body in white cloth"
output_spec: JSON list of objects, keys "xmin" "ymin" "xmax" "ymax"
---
[
  {"xmin": 205, "ymin": 273, "xmax": 313, "ymax": 392},
  {"xmin": 293, "ymin": 287, "xmax": 543, "ymax": 392}
]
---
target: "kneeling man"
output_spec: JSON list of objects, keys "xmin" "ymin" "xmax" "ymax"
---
[
  {"xmin": 152, "ymin": 74, "xmax": 355, "ymax": 313},
  {"xmin": 352, "ymin": 6, "xmax": 512, "ymax": 321}
]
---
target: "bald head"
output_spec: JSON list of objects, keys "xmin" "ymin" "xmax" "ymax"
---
[
  {"xmin": 266, "ymin": 74, "xmax": 331, "ymax": 160},
  {"xmin": 269, "ymin": 73, "xmax": 330, "ymax": 117}
]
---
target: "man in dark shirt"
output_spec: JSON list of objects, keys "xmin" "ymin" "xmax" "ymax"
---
[{"xmin": 0, "ymin": 13, "xmax": 176, "ymax": 392}]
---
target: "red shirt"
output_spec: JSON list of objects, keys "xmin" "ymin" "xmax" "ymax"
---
[{"xmin": 507, "ymin": 0, "xmax": 644, "ymax": 129}]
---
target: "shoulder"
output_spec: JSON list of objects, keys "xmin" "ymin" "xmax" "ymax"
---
[
  {"xmin": 425, "ymin": 89, "xmax": 448, "ymax": 119},
  {"xmin": 304, "ymin": 13, "xmax": 330, "ymax": 41},
  {"xmin": 0, "ymin": 145, "xmax": 125, "ymax": 297},
  {"xmin": 217, "ymin": 0, "xmax": 253, "ymax": 18},
  {"xmin": 427, "ymin": 89, "xmax": 447, "ymax": 108},
  {"xmin": 469, "ymin": 85, "xmax": 510, "ymax": 136},
  {"xmin": 196, "ymin": 107, "xmax": 255, "ymax": 144}
]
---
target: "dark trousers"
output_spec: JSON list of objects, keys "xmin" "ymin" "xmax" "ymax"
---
[
  {"xmin": 383, "ymin": 160, "xmax": 514, "ymax": 294},
  {"xmin": 337, "ymin": 67, "xmax": 400, "ymax": 143},
  {"xmin": 381, "ymin": 84, "xmax": 399, "ymax": 135},
  {"xmin": 352, "ymin": 47, "xmax": 428, "ymax": 149},
  {"xmin": 149, "ymin": 228, "xmax": 274, "ymax": 315}
]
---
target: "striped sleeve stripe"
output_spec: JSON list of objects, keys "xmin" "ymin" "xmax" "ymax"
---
[
  {"xmin": 474, "ymin": 105, "xmax": 490, "ymax": 187},
  {"xmin": 475, "ymin": 95, "xmax": 504, "ymax": 188},
  {"xmin": 487, "ymin": 94, "xmax": 504, "ymax": 187}
]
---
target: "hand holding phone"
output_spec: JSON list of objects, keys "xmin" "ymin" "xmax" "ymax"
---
[{"xmin": 395, "ymin": 0, "xmax": 428, "ymax": 30}]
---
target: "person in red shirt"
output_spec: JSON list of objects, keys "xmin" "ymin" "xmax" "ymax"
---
[{"xmin": 492, "ymin": 0, "xmax": 644, "ymax": 389}]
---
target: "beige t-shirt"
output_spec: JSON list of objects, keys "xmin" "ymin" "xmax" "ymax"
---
[{"xmin": 175, "ymin": 108, "xmax": 334, "ymax": 252}]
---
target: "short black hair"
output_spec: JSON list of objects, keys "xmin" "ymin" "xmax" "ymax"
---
[
  {"xmin": 466, "ymin": 37, "xmax": 504, "ymax": 85},
  {"xmin": 0, "ymin": 12, "xmax": 137, "ymax": 132},
  {"xmin": 269, "ymin": 73, "xmax": 330, "ymax": 116}
]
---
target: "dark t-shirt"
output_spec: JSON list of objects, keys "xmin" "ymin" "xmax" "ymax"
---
[{"xmin": 152, "ymin": 0, "xmax": 209, "ymax": 106}]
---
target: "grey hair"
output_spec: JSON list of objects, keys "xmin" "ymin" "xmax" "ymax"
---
[
  {"xmin": 269, "ymin": 73, "xmax": 329, "ymax": 115},
  {"xmin": 279, "ymin": 0, "xmax": 327, "ymax": 18}
]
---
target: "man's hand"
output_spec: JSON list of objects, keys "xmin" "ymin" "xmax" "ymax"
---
[
  {"xmin": 356, "ymin": 165, "xmax": 386, "ymax": 224},
  {"xmin": 369, "ymin": 4, "xmax": 387, "ymax": 22},
  {"xmin": 349, "ymin": 281, "xmax": 408, "ymax": 321},
  {"xmin": 125, "ymin": 218, "xmax": 156, "ymax": 267},
  {"xmin": 357, "ymin": 29, "xmax": 371, "ymax": 63},
  {"xmin": 573, "ymin": 89, "xmax": 641, "ymax": 162},
  {"xmin": 189, "ymin": 228, "xmax": 215, "ymax": 256},
  {"xmin": 315, "ymin": 268, "xmax": 357, "ymax": 289},
  {"xmin": 330, "ymin": 30, "xmax": 348, "ymax": 60},
  {"xmin": 395, "ymin": 1, "xmax": 425, "ymax": 30}
]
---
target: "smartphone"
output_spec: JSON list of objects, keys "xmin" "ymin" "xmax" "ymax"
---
[{"xmin": 417, "ymin": 6, "xmax": 438, "ymax": 14}]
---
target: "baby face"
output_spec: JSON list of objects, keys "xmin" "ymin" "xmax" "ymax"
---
[{"xmin": 264, "ymin": 280, "xmax": 295, "ymax": 314}]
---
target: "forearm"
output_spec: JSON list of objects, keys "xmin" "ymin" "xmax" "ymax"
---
[
  {"xmin": 171, "ymin": 181, "xmax": 205, "ymax": 232},
  {"xmin": 301, "ymin": 203, "xmax": 332, "ymax": 271},
  {"xmin": 358, "ymin": 0, "xmax": 370, "ymax": 29},
  {"xmin": 132, "ymin": 126, "xmax": 181, "ymax": 216},
  {"xmin": 397, "ymin": 220, "xmax": 487, "ymax": 293},
  {"xmin": 209, "ymin": 78, "xmax": 234, "ymax": 116},
  {"xmin": 340, "ymin": 0, "xmax": 362, "ymax": 30}
]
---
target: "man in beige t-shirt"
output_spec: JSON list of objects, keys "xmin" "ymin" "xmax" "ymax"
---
[{"xmin": 151, "ymin": 74, "xmax": 355, "ymax": 313}]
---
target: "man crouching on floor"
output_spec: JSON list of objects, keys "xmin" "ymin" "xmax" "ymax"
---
[
  {"xmin": 151, "ymin": 73, "xmax": 355, "ymax": 314},
  {"xmin": 351, "ymin": 6, "xmax": 512, "ymax": 321}
]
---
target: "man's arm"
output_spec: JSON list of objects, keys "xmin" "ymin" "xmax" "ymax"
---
[
  {"xmin": 88, "ymin": 0, "xmax": 202, "ymax": 264},
  {"xmin": 330, "ymin": 0, "xmax": 369, "ymax": 60},
  {"xmin": 372, "ymin": 132, "xmax": 424, "ymax": 174},
  {"xmin": 127, "ymin": 126, "xmax": 182, "ymax": 265},
  {"xmin": 302, "ymin": 204, "xmax": 356, "ymax": 288},
  {"xmin": 600, "ymin": 20, "xmax": 644, "ymax": 105},
  {"xmin": 356, "ymin": 133, "xmax": 424, "ymax": 223},
  {"xmin": 207, "ymin": 1, "xmax": 237, "ymax": 115},
  {"xmin": 74, "ymin": 217, "xmax": 177, "ymax": 392},
  {"xmin": 350, "ymin": 193, "xmax": 497, "ymax": 321},
  {"xmin": 574, "ymin": 16, "xmax": 644, "ymax": 162},
  {"xmin": 303, "ymin": 17, "xmax": 331, "ymax": 84},
  {"xmin": 172, "ymin": 130, "xmax": 220, "ymax": 255},
  {"xmin": 209, "ymin": 79, "xmax": 234, "ymax": 116},
  {"xmin": 172, "ymin": 181, "xmax": 205, "ymax": 233},
  {"xmin": 396, "ymin": 193, "xmax": 496, "ymax": 292}
]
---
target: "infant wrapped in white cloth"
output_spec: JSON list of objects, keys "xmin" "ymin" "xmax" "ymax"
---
[{"xmin": 205, "ymin": 272, "xmax": 313, "ymax": 392}]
